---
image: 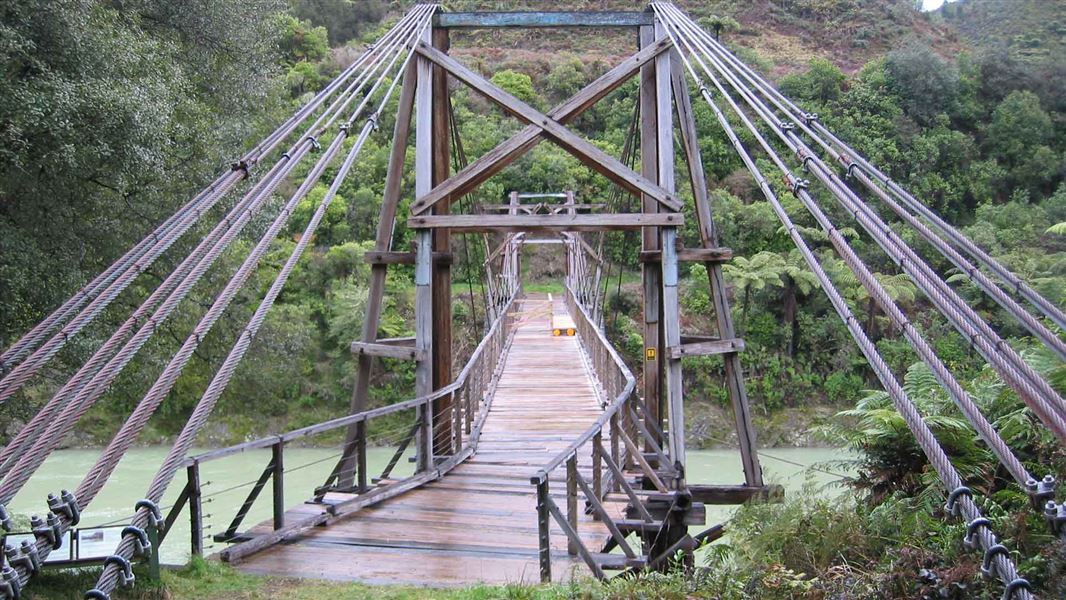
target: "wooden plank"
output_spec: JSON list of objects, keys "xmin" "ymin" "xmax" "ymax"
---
[
  {"xmin": 435, "ymin": 11, "xmax": 653, "ymax": 28},
  {"xmin": 349, "ymin": 341, "xmax": 421, "ymax": 361},
  {"xmin": 639, "ymin": 247, "xmax": 733, "ymax": 263},
  {"xmin": 412, "ymin": 42, "xmax": 680, "ymax": 213},
  {"xmin": 688, "ymin": 484, "xmax": 785, "ymax": 505},
  {"xmin": 668, "ymin": 338, "xmax": 745, "ymax": 359},
  {"xmin": 362, "ymin": 250, "xmax": 453, "ymax": 265},
  {"xmin": 408, "ymin": 213, "xmax": 682, "ymax": 232}
]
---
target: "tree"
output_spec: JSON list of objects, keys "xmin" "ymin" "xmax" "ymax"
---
[
  {"xmin": 779, "ymin": 58, "xmax": 847, "ymax": 105},
  {"xmin": 490, "ymin": 70, "xmax": 537, "ymax": 106},
  {"xmin": 884, "ymin": 44, "xmax": 959, "ymax": 126},
  {"xmin": 278, "ymin": 14, "xmax": 329, "ymax": 64},
  {"xmin": 779, "ymin": 250, "xmax": 819, "ymax": 356},
  {"xmin": 697, "ymin": 15, "xmax": 740, "ymax": 40},
  {"xmin": 724, "ymin": 251, "xmax": 786, "ymax": 330},
  {"xmin": 291, "ymin": 0, "xmax": 386, "ymax": 45}
]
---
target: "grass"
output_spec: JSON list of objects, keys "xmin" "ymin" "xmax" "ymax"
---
[{"xmin": 26, "ymin": 557, "xmax": 690, "ymax": 600}]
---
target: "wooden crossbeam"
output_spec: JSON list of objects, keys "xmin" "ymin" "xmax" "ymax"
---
[
  {"xmin": 408, "ymin": 39, "xmax": 671, "ymax": 215},
  {"xmin": 408, "ymin": 213, "xmax": 682, "ymax": 233},
  {"xmin": 349, "ymin": 341, "xmax": 422, "ymax": 361},
  {"xmin": 435, "ymin": 11, "xmax": 653, "ymax": 28},
  {"xmin": 688, "ymin": 484, "xmax": 784, "ymax": 505},
  {"xmin": 668, "ymin": 338, "xmax": 745, "ymax": 359},
  {"xmin": 415, "ymin": 43, "xmax": 681, "ymax": 213},
  {"xmin": 639, "ymin": 248, "xmax": 733, "ymax": 263},
  {"xmin": 362, "ymin": 251, "xmax": 453, "ymax": 265}
]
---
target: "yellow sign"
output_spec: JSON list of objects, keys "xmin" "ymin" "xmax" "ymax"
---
[{"xmin": 645, "ymin": 348, "xmax": 657, "ymax": 361}]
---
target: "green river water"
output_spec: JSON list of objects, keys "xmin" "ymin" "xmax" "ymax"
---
[{"xmin": 3, "ymin": 446, "xmax": 850, "ymax": 565}]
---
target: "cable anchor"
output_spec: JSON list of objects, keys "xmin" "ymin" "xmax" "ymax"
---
[
  {"xmin": 47, "ymin": 490, "xmax": 80, "ymax": 526},
  {"xmin": 980, "ymin": 543, "xmax": 1010, "ymax": 579},
  {"xmin": 1024, "ymin": 474, "xmax": 1055, "ymax": 508},
  {"xmin": 6, "ymin": 542, "xmax": 40, "ymax": 576},
  {"xmin": 230, "ymin": 159, "xmax": 250, "ymax": 179},
  {"xmin": 29, "ymin": 514, "xmax": 61, "ymax": 550},
  {"xmin": 121, "ymin": 526, "xmax": 152, "ymax": 558},
  {"xmin": 1044, "ymin": 500, "xmax": 1066, "ymax": 536},
  {"xmin": 963, "ymin": 517, "xmax": 991, "ymax": 550},
  {"xmin": 944, "ymin": 486, "xmax": 972, "ymax": 517},
  {"xmin": 84, "ymin": 591, "xmax": 110, "ymax": 600},
  {"xmin": 104, "ymin": 555, "xmax": 135, "ymax": 587},
  {"xmin": 0, "ymin": 566, "xmax": 21, "ymax": 600},
  {"xmin": 135, "ymin": 499, "xmax": 165, "ymax": 530},
  {"xmin": 1001, "ymin": 578, "xmax": 1032, "ymax": 600},
  {"xmin": 0, "ymin": 505, "xmax": 12, "ymax": 532}
]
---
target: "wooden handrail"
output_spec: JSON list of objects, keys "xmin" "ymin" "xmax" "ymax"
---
[{"xmin": 187, "ymin": 291, "xmax": 520, "ymax": 467}]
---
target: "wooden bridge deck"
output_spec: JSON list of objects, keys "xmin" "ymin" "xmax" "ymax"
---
[{"xmin": 233, "ymin": 294, "xmax": 627, "ymax": 585}]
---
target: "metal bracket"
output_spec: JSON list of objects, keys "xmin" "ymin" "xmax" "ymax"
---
[
  {"xmin": 104, "ymin": 555, "xmax": 135, "ymax": 587},
  {"xmin": 47, "ymin": 490, "xmax": 80, "ymax": 526},
  {"xmin": 135, "ymin": 499, "xmax": 164, "ymax": 529},
  {"xmin": 944, "ymin": 486, "xmax": 972, "ymax": 517},
  {"xmin": 121, "ymin": 526, "xmax": 152, "ymax": 558}
]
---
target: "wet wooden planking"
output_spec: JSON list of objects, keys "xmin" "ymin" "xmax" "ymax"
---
[{"xmin": 232, "ymin": 293, "xmax": 626, "ymax": 584}]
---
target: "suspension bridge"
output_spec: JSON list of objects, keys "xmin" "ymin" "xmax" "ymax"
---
[{"xmin": 0, "ymin": 5, "xmax": 1063, "ymax": 599}]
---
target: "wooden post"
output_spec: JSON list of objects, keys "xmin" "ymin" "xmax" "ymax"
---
[
  {"xmin": 592, "ymin": 430, "xmax": 603, "ymax": 499},
  {"xmin": 536, "ymin": 478, "xmax": 552, "ymax": 582},
  {"xmin": 639, "ymin": 23, "xmax": 664, "ymax": 447},
  {"xmin": 187, "ymin": 463, "xmax": 203, "ymax": 557},
  {"xmin": 670, "ymin": 53, "xmax": 763, "ymax": 486},
  {"xmin": 566, "ymin": 455, "xmax": 578, "ymax": 556},
  {"xmin": 655, "ymin": 20, "xmax": 685, "ymax": 471},
  {"xmin": 271, "ymin": 441, "xmax": 284, "ymax": 530},
  {"xmin": 414, "ymin": 24, "xmax": 435, "ymax": 472},
  {"xmin": 146, "ymin": 523, "xmax": 160, "ymax": 580},
  {"xmin": 609, "ymin": 411, "xmax": 621, "ymax": 492},
  {"xmin": 339, "ymin": 58, "xmax": 419, "ymax": 491},
  {"xmin": 431, "ymin": 25, "xmax": 454, "ymax": 457}
]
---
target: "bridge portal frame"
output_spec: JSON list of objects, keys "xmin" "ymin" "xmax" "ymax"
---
[{"xmin": 340, "ymin": 5, "xmax": 765, "ymax": 498}]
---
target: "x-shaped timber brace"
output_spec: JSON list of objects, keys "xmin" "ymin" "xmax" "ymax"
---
[{"xmin": 335, "ymin": 17, "xmax": 764, "ymax": 495}]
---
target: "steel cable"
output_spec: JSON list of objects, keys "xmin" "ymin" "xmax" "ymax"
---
[
  {"xmin": 87, "ymin": 8, "xmax": 435, "ymax": 597},
  {"xmin": 0, "ymin": 8, "xmax": 424, "ymax": 485},
  {"xmin": 0, "ymin": 29, "xmax": 390, "ymax": 389},
  {"xmin": 653, "ymin": 7, "xmax": 1034, "ymax": 597},
  {"xmin": 656, "ymin": 5, "xmax": 1066, "ymax": 439},
  {"xmin": 676, "ymin": 10, "xmax": 1066, "ymax": 360}
]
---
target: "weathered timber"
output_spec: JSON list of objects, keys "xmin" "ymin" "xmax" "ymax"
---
[
  {"xmin": 410, "ymin": 41, "xmax": 680, "ymax": 214},
  {"xmin": 435, "ymin": 11, "xmax": 653, "ymax": 28},
  {"xmin": 639, "ymin": 248, "xmax": 733, "ymax": 263},
  {"xmin": 667, "ymin": 338, "xmax": 745, "ymax": 359},
  {"xmin": 349, "ymin": 341, "xmax": 423, "ymax": 361},
  {"xmin": 689, "ymin": 484, "xmax": 785, "ymax": 504},
  {"xmin": 362, "ymin": 250, "xmax": 453, "ymax": 265},
  {"xmin": 408, "ymin": 213, "xmax": 682, "ymax": 232}
]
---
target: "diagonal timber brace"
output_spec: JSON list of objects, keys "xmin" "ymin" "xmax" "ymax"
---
[{"xmin": 409, "ymin": 39, "xmax": 678, "ymax": 215}]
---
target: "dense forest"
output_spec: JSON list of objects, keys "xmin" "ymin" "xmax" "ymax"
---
[{"xmin": 2, "ymin": 1, "xmax": 1065, "ymax": 597}]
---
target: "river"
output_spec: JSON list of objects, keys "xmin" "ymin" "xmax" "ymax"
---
[{"xmin": 3, "ymin": 446, "xmax": 851, "ymax": 565}]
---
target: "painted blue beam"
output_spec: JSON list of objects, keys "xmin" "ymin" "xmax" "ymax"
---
[{"xmin": 434, "ymin": 11, "xmax": 653, "ymax": 29}]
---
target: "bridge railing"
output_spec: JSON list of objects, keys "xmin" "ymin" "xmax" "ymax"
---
[
  {"xmin": 162, "ymin": 290, "xmax": 521, "ymax": 562},
  {"xmin": 530, "ymin": 287, "xmax": 674, "ymax": 581}
]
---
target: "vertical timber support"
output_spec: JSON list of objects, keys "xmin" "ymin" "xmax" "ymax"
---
[
  {"xmin": 339, "ymin": 58, "xmax": 419, "ymax": 491},
  {"xmin": 431, "ymin": 24, "xmax": 454, "ymax": 457},
  {"xmin": 655, "ymin": 19, "xmax": 685, "ymax": 472},
  {"xmin": 670, "ymin": 54, "xmax": 762, "ymax": 486},
  {"xmin": 414, "ymin": 24, "xmax": 435, "ymax": 473},
  {"xmin": 187, "ymin": 463, "xmax": 203, "ymax": 557},
  {"xmin": 638, "ymin": 21, "xmax": 664, "ymax": 451},
  {"xmin": 271, "ymin": 441, "xmax": 285, "ymax": 530}
]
